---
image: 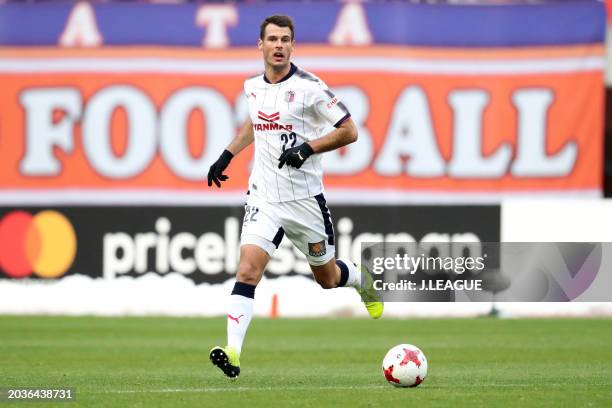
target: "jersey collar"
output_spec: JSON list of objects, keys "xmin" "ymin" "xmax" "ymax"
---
[{"xmin": 263, "ymin": 63, "xmax": 297, "ymax": 84}]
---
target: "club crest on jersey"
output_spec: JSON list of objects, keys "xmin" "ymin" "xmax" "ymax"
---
[
  {"xmin": 308, "ymin": 240, "xmax": 327, "ymax": 257},
  {"xmin": 285, "ymin": 90, "xmax": 295, "ymax": 103}
]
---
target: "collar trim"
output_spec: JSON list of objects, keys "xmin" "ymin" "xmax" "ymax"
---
[{"xmin": 264, "ymin": 63, "xmax": 297, "ymax": 84}]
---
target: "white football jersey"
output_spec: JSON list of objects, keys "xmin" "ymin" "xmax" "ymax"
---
[{"xmin": 244, "ymin": 63, "xmax": 350, "ymax": 202}]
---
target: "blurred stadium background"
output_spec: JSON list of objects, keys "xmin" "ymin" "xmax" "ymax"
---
[
  {"xmin": 1, "ymin": 0, "xmax": 611, "ymax": 318},
  {"xmin": 1, "ymin": 1, "xmax": 612, "ymax": 406}
]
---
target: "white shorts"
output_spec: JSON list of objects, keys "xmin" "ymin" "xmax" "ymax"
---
[{"xmin": 240, "ymin": 192, "xmax": 336, "ymax": 266}]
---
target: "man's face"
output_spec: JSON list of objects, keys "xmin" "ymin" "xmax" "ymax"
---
[{"xmin": 258, "ymin": 24, "xmax": 294, "ymax": 70}]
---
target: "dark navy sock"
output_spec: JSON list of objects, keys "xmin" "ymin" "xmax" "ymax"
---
[
  {"xmin": 231, "ymin": 281, "xmax": 256, "ymax": 299},
  {"xmin": 336, "ymin": 260, "xmax": 349, "ymax": 287}
]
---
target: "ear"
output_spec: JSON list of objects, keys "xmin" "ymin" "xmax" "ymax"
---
[{"xmin": 257, "ymin": 38, "xmax": 263, "ymax": 50}]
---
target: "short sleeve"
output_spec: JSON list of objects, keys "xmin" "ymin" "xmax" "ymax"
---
[
  {"xmin": 244, "ymin": 80, "xmax": 250, "ymax": 98},
  {"xmin": 312, "ymin": 81, "xmax": 351, "ymax": 128}
]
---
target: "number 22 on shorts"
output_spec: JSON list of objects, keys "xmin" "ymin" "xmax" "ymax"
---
[{"xmin": 243, "ymin": 205, "xmax": 259, "ymax": 224}]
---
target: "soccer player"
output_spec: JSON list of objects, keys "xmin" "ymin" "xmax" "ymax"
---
[{"xmin": 207, "ymin": 15, "xmax": 383, "ymax": 379}]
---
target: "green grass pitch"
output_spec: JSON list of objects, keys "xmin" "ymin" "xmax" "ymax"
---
[{"xmin": 1, "ymin": 316, "xmax": 611, "ymax": 407}]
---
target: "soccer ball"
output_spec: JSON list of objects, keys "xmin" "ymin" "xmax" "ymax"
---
[{"xmin": 382, "ymin": 344, "xmax": 428, "ymax": 387}]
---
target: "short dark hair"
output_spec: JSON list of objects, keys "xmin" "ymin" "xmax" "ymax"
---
[{"xmin": 260, "ymin": 15, "xmax": 294, "ymax": 41}]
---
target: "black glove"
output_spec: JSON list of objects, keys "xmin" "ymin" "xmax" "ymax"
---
[
  {"xmin": 278, "ymin": 143, "xmax": 314, "ymax": 169},
  {"xmin": 207, "ymin": 149, "xmax": 234, "ymax": 187}
]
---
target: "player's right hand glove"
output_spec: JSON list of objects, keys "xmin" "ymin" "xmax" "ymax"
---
[{"xmin": 207, "ymin": 149, "xmax": 234, "ymax": 188}]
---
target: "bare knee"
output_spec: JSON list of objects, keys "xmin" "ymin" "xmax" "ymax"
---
[{"xmin": 236, "ymin": 261, "xmax": 262, "ymax": 286}]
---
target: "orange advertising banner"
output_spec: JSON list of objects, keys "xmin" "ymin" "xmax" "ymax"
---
[{"xmin": 0, "ymin": 46, "xmax": 603, "ymax": 204}]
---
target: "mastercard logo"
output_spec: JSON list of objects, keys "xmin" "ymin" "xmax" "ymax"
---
[{"xmin": 0, "ymin": 210, "xmax": 77, "ymax": 279}]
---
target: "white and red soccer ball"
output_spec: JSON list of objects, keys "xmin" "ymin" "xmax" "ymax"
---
[{"xmin": 382, "ymin": 344, "xmax": 428, "ymax": 387}]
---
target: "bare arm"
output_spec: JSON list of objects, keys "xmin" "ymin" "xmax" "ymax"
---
[
  {"xmin": 277, "ymin": 118, "xmax": 357, "ymax": 169},
  {"xmin": 307, "ymin": 118, "xmax": 358, "ymax": 154},
  {"xmin": 227, "ymin": 118, "xmax": 255, "ymax": 156}
]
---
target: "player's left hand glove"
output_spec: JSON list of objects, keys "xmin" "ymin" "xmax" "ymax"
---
[{"xmin": 278, "ymin": 143, "xmax": 314, "ymax": 169}]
